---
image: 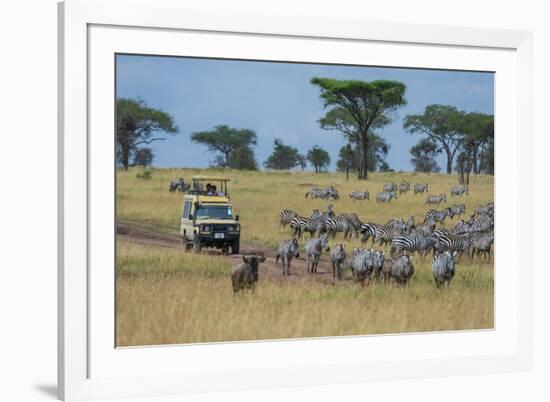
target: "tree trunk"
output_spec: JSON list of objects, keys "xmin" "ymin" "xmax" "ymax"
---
[
  {"xmin": 445, "ymin": 147, "xmax": 453, "ymax": 174},
  {"xmin": 122, "ymin": 146, "xmax": 130, "ymax": 170},
  {"xmin": 361, "ymin": 134, "xmax": 369, "ymax": 180}
]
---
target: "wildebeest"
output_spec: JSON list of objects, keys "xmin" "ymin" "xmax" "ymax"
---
[
  {"xmin": 426, "ymin": 194, "xmax": 447, "ymax": 204},
  {"xmin": 330, "ymin": 243, "xmax": 346, "ymax": 280},
  {"xmin": 231, "ymin": 254, "xmax": 266, "ymax": 293},
  {"xmin": 432, "ymin": 251, "xmax": 458, "ymax": 288},
  {"xmin": 276, "ymin": 238, "xmax": 300, "ymax": 275},
  {"xmin": 413, "ymin": 183, "xmax": 429, "ymax": 195},
  {"xmin": 450, "ymin": 184, "xmax": 469, "ymax": 197}
]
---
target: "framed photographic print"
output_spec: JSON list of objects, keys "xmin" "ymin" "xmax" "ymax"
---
[{"xmin": 58, "ymin": 0, "xmax": 533, "ymax": 400}]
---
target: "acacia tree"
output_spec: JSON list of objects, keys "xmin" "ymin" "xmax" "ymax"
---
[
  {"xmin": 191, "ymin": 125, "xmax": 257, "ymax": 168},
  {"xmin": 263, "ymin": 139, "xmax": 300, "ymax": 170},
  {"xmin": 132, "ymin": 147, "xmax": 154, "ymax": 167},
  {"xmin": 403, "ymin": 105, "xmax": 465, "ymax": 174},
  {"xmin": 116, "ymin": 98, "xmax": 178, "ymax": 170},
  {"xmin": 296, "ymin": 154, "xmax": 307, "ymax": 172},
  {"xmin": 228, "ymin": 145, "xmax": 258, "ymax": 170},
  {"xmin": 336, "ymin": 143, "xmax": 357, "ymax": 182},
  {"xmin": 410, "ymin": 138, "xmax": 441, "ymax": 173},
  {"xmin": 461, "ymin": 112, "xmax": 494, "ymax": 175},
  {"xmin": 311, "ymin": 78, "xmax": 407, "ymax": 180},
  {"xmin": 306, "ymin": 146, "xmax": 331, "ymax": 173}
]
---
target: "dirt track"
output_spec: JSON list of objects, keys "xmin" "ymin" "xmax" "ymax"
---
[{"xmin": 117, "ymin": 221, "xmax": 346, "ymax": 285}]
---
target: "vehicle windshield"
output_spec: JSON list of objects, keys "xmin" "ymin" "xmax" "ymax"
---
[{"xmin": 195, "ymin": 205, "xmax": 233, "ymax": 220}]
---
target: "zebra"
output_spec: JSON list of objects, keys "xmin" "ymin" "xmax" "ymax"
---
[
  {"xmin": 426, "ymin": 194, "xmax": 447, "ymax": 204},
  {"xmin": 435, "ymin": 232, "xmax": 472, "ymax": 256},
  {"xmin": 391, "ymin": 233, "xmax": 437, "ymax": 257},
  {"xmin": 359, "ymin": 223, "xmax": 378, "ymax": 244},
  {"xmin": 405, "ymin": 215, "xmax": 415, "ymax": 234},
  {"xmin": 383, "ymin": 182, "xmax": 398, "ymax": 193},
  {"xmin": 349, "ymin": 248, "xmax": 375, "ymax": 287},
  {"xmin": 290, "ymin": 216, "xmax": 325, "ymax": 238},
  {"xmin": 324, "ymin": 214, "xmax": 356, "ymax": 239},
  {"xmin": 168, "ymin": 178, "xmax": 190, "ymax": 192},
  {"xmin": 450, "ymin": 203, "xmax": 466, "ymax": 218},
  {"xmin": 399, "ymin": 181, "xmax": 410, "ymax": 194},
  {"xmin": 349, "ymin": 190, "xmax": 370, "ymax": 201},
  {"xmin": 279, "ymin": 209, "xmax": 298, "ymax": 228},
  {"xmin": 474, "ymin": 203, "xmax": 494, "ymax": 217},
  {"xmin": 450, "ymin": 184, "xmax": 469, "ymax": 197},
  {"xmin": 305, "ymin": 186, "xmax": 339, "ymax": 200},
  {"xmin": 432, "ymin": 251, "xmax": 458, "ymax": 288},
  {"xmin": 374, "ymin": 224, "xmax": 404, "ymax": 247},
  {"xmin": 276, "ymin": 238, "xmax": 300, "ymax": 276},
  {"xmin": 372, "ymin": 250, "xmax": 386, "ymax": 282},
  {"xmin": 467, "ymin": 214, "xmax": 494, "ymax": 233},
  {"xmin": 376, "ymin": 190, "xmax": 398, "ymax": 203},
  {"xmin": 413, "ymin": 183, "xmax": 429, "ymax": 195},
  {"xmin": 470, "ymin": 231, "xmax": 494, "ymax": 259},
  {"xmin": 304, "ymin": 234, "xmax": 330, "ymax": 274},
  {"xmin": 386, "ymin": 255, "xmax": 415, "ymax": 287},
  {"xmin": 424, "ymin": 207, "xmax": 452, "ymax": 224},
  {"xmin": 330, "ymin": 243, "xmax": 346, "ymax": 280},
  {"xmin": 412, "ymin": 218, "xmax": 436, "ymax": 235}
]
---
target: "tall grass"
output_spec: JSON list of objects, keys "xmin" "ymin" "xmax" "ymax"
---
[
  {"xmin": 116, "ymin": 168, "xmax": 494, "ymax": 346},
  {"xmin": 117, "ymin": 240, "xmax": 493, "ymax": 346}
]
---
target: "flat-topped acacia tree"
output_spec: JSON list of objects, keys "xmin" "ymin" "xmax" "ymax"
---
[{"xmin": 311, "ymin": 78, "xmax": 407, "ymax": 180}]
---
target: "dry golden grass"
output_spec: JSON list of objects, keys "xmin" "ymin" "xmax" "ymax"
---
[
  {"xmin": 116, "ymin": 167, "xmax": 494, "ymax": 346},
  {"xmin": 117, "ymin": 240, "xmax": 493, "ymax": 346}
]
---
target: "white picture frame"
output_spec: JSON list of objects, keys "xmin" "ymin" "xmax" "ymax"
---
[{"xmin": 58, "ymin": 0, "xmax": 533, "ymax": 400}]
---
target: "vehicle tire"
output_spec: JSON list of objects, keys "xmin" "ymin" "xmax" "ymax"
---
[
  {"xmin": 231, "ymin": 239, "xmax": 240, "ymax": 255},
  {"xmin": 193, "ymin": 234, "xmax": 202, "ymax": 253}
]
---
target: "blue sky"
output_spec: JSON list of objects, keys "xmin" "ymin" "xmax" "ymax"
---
[{"xmin": 116, "ymin": 54, "xmax": 494, "ymax": 172}]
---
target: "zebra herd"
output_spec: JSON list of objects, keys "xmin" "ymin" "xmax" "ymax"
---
[
  {"xmin": 345, "ymin": 181, "xmax": 470, "ymax": 204},
  {"xmin": 275, "ymin": 197, "xmax": 494, "ymax": 289}
]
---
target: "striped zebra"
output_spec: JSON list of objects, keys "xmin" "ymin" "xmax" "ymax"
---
[
  {"xmin": 325, "ymin": 214, "xmax": 355, "ymax": 239},
  {"xmin": 330, "ymin": 243, "xmax": 346, "ymax": 280},
  {"xmin": 432, "ymin": 251, "xmax": 458, "ymax": 288},
  {"xmin": 289, "ymin": 215, "xmax": 326, "ymax": 238},
  {"xmin": 276, "ymin": 238, "xmax": 300, "ymax": 276},
  {"xmin": 391, "ymin": 233, "xmax": 437, "ymax": 257},
  {"xmin": 349, "ymin": 248, "xmax": 375, "ymax": 287},
  {"xmin": 405, "ymin": 216, "xmax": 415, "ymax": 234},
  {"xmin": 450, "ymin": 203, "xmax": 466, "ymax": 218},
  {"xmin": 435, "ymin": 232, "xmax": 472, "ymax": 255},
  {"xmin": 304, "ymin": 234, "xmax": 330, "ymax": 274},
  {"xmin": 376, "ymin": 190, "xmax": 398, "ymax": 203},
  {"xmin": 399, "ymin": 181, "xmax": 410, "ymax": 194},
  {"xmin": 349, "ymin": 190, "xmax": 370, "ymax": 201},
  {"xmin": 386, "ymin": 255, "xmax": 415, "ymax": 287},
  {"xmin": 450, "ymin": 184, "xmax": 469, "ymax": 197},
  {"xmin": 424, "ymin": 207, "xmax": 452, "ymax": 224},
  {"xmin": 413, "ymin": 183, "xmax": 429, "ymax": 195},
  {"xmin": 467, "ymin": 214, "xmax": 493, "ymax": 233},
  {"xmin": 426, "ymin": 194, "xmax": 447, "ymax": 204},
  {"xmin": 383, "ymin": 182, "xmax": 398, "ymax": 192},
  {"xmin": 359, "ymin": 223, "xmax": 378, "ymax": 244},
  {"xmin": 412, "ymin": 218, "xmax": 436, "ymax": 235},
  {"xmin": 470, "ymin": 231, "xmax": 494, "ymax": 259},
  {"xmin": 279, "ymin": 209, "xmax": 298, "ymax": 228},
  {"xmin": 374, "ymin": 224, "xmax": 405, "ymax": 246}
]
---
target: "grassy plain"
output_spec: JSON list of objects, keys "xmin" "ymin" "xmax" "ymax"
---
[{"xmin": 116, "ymin": 167, "xmax": 494, "ymax": 346}]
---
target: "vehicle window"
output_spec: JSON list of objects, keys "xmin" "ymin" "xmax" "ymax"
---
[
  {"xmin": 195, "ymin": 205, "xmax": 233, "ymax": 220},
  {"xmin": 183, "ymin": 201, "xmax": 190, "ymax": 218}
]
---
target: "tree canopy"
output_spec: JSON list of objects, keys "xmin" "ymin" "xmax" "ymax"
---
[
  {"xmin": 410, "ymin": 138, "xmax": 441, "ymax": 173},
  {"xmin": 403, "ymin": 104, "xmax": 465, "ymax": 174},
  {"xmin": 116, "ymin": 98, "xmax": 178, "ymax": 170},
  {"xmin": 191, "ymin": 125, "xmax": 257, "ymax": 169},
  {"xmin": 132, "ymin": 147, "xmax": 154, "ymax": 167},
  {"xmin": 263, "ymin": 139, "xmax": 300, "ymax": 170},
  {"xmin": 311, "ymin": 78, "xmax": 406, "ymax": 179},
  {"xmin": 306, "ymin": 146, "xmax": 331, "ymax": 173}
]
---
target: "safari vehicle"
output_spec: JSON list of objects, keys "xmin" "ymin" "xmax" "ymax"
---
[{"xmin": 180, "ymin": 176, "xmax": 240, "ymax": 254}]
